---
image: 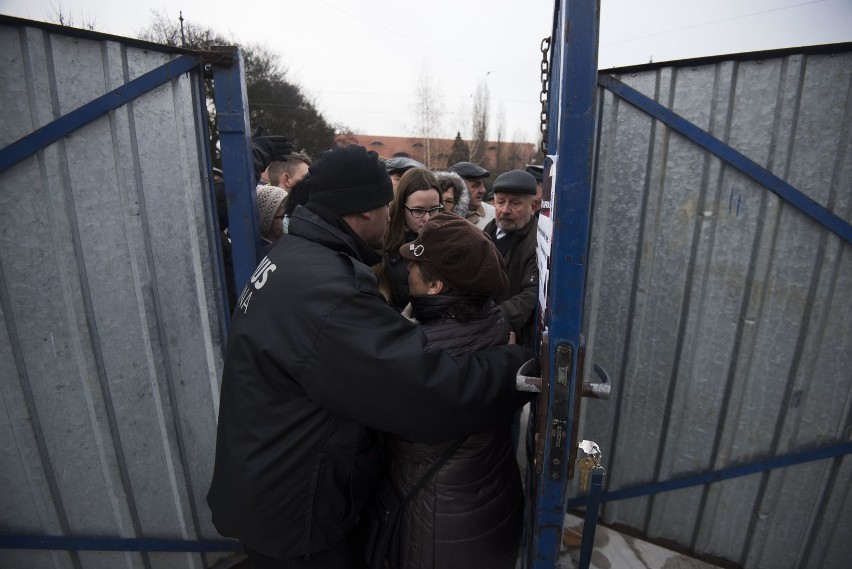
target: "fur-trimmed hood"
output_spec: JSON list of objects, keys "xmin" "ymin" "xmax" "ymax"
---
[{"xmin": 434, "ymin": 170, "xmax": 471, "ymax": 219}]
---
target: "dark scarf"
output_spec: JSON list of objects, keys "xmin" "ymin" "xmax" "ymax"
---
[{"xmin": 410, "ymin": 294, "xmax": 492, "ymax": 324}]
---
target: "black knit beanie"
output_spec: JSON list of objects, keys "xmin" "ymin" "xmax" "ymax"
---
[{"xmin": 306, "ymin": 145, "xmax": 393, "ymax": 215}]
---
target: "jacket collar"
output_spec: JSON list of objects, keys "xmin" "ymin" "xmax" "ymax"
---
[{"xmin": 288, "ymin": 204, "xmax": 382, "ymax": 266}]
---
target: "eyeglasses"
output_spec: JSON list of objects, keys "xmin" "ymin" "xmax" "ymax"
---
[{"xmin": 404, "ymin": 205, "xmax": 443, "ymax": 218}]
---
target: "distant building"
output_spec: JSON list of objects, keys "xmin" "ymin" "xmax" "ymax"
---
[{"xmin": 335, "ymin": 133, "xmax": 538, "ymax": 173}]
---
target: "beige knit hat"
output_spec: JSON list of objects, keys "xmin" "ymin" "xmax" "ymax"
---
[{"xmin": 256, "ymin": 186, "xmax": 288, "ymax": 236}]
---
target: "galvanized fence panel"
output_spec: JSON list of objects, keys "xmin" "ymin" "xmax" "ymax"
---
[
  {"xmin": 579, "ymin": 47, "xmax": 852, "ymax": 568},
  {"xmin": 0, "ymin": 20, "xmax": 228, "ymax": 569}
]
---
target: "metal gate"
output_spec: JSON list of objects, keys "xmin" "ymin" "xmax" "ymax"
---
[
  {"xmin": 576, "ymin": 43, "xmax": 852, "ymax": 568},
  {"xmin": 0, "ymin": 16, "xmax": 252, "ymax": 569},
  {"xmin": 527, "ymin": 1, "xmax": 852, "ymax": 566},
  {"xmin": 522, "ymin": 1, "xmax": 602, "ymax": 567}
]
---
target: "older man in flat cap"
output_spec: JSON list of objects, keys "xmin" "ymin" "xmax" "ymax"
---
[
  {"xmin": 449, "ymin": 161, "xmax": 495, "ymax": 229},
  {"xmin": 483, "ymin": 169, "xmax": 540, "ymax": 347},
  {"xmin": 207, "ymin": 145, "xmax": 531, "ymax": 569}
]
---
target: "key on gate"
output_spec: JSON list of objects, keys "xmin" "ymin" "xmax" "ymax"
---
[
  {"xmin": 577, "ymin": 439, "xmax": 604, "ymax": 492},
  {"xmin": 577, "ymin": 456, "xmax": 596, "ymax": 492}
]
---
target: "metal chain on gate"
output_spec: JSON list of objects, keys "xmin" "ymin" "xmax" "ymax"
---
[{"xmin": 539, "ymin": 36, "xmax": 551, "ymax": 158}]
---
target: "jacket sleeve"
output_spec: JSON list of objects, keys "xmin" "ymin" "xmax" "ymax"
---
[
  {"xmin": 298, "ymin": 289, "xmax": 532, "ymax": 444},
  {"xmin": 498, "ymin": 251, "xmax": 539, "ymax": 333}
]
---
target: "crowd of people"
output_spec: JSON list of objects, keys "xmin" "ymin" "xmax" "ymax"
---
[{"xmin": 208, "ymin": 141, "xmax": 546, "ymax": 569}]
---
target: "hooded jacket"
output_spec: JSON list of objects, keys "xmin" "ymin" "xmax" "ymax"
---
[
  {"xmin": 206, "ymin": 205, "xmax": 529, "ymax": 560},
  {"xmin": 390, "ymin": 295, "xmax": 523, "ymax": 569},
  {"xmin": 434, "ymin": 170, "xmax": 471, "ymax": 220}
]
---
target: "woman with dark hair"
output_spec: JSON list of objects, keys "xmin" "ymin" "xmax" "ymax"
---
[
  {"xmin": 388, "ymin": 212, "xmax": 524, "ymax": 569},
  {"xmin": 378, "ymin": 168, "xmax": 443, "ymax": 310}
]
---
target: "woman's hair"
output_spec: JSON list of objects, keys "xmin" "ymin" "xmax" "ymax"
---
[
  {"xmin": 375, "ymin": 168, "xmax": 439, "ymax": 304},
  {"xmin": 418, "ymin": 261, "xmax": 489, "ymax": 323},
  {"xmin": 384, "ymin": 168, "xmax": 440, "ymax": 255}
]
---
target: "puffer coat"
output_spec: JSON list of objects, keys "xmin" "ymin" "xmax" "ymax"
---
[{"xmin": 389, "ymin": 295, "xmax": 524, "ymax": 569}]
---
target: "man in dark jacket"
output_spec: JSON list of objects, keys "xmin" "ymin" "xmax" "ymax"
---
[
  {"xmin": 207, "ymin": 145, "xmax": 531, "ymax": 569},
  {"xmin": 483, "ymin": 169, "xmax": 540, "ymax": 347}
]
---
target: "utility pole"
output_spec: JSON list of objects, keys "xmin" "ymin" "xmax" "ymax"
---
[{"xmin": 179, "ymin": 11, "xmax": 186, "ymax": 47}]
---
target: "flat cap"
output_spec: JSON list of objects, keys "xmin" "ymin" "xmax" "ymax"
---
[
  {"xmin": 524, "ymin": 164, "xmax": 544, "ymax": 182},
  {"xmin": 448, "ymin": 161, "xmax": 490, "ymax": 179},
  {"xmin": 493, "ymin": 169, "xmax": 537, "ymax": 195},
  {"xmin": 385, "ymin": 156, "xmax": 425, "ymax": 174}
]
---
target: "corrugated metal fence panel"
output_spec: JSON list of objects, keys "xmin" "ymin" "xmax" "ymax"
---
[
  {"xmin": 0, "ymin": 22, "xmax": 228, "ymax": 569},
  {"xmin": 580, "ymin": 49, "xmax": 852, "ymax": 568}
]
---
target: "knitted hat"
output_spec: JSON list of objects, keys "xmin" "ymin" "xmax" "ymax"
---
[
  {"xmin": 493, "ymin": 169, "xmax": 537, "ymax": 195},
  {"xmin": 400, "ymin": 212, "xmax": 508, "ymax": 296},
  {"xmin": 306, "ymin": 145, "xmax": 393, "ymax": 215},
  {"xmin": 256, "ymin": 186, "xmax": 288, "ymax": 236}
]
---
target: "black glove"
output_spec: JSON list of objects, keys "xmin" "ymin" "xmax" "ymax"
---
[
  {"xmin": 251, "ymin": 127, "xmax": 294, "ymax": 162},
  {"xmin": 260, "ymin": 136, "xmax": 294, "ymax": 161},
  {"xmin": 251, "ymin": 133, "xmax": 294, "ymax": 181}
]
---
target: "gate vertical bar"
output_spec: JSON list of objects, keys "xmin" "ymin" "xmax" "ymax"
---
[
  {"xmin": 210, "ymin": 46, "xmax": 260, "ymax": 300},
  {"xmin": 526, "ymin": 1, "xmax": 600, "ymax": 567}
]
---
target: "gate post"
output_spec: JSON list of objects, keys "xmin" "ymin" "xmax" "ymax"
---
[
  {"xmin": 210, "ymin": 47, "xmax": 261, "ymax": 300},
  {"xmin": 525, "ymin": 1, "xmax": 600, "ymax": 567}
]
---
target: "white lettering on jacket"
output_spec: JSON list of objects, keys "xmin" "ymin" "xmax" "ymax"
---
[
  {"xmin": 237, "ymin": 286, "xmax": 252, "ymax": 314},
  {"xmin": 251, "ymin": 256, "xmax": 277, "ymax": 290}
]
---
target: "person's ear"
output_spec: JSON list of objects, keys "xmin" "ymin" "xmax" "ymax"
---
[{"xmin": 427, "ymin": 278, "xmax": 445, "ymax": 296}]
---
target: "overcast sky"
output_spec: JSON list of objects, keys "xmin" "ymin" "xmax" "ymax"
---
[{"xmin": 1, "ymin": 0, "xmax": 850, "ymax": 143}]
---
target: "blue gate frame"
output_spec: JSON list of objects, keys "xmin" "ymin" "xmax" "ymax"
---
[
  {"xmin": 528, "ymin": 3, "xmax": 852, "ymax": 568},
  {"xmin": 523, "ymin": 0, "xmax": 601, "ymax": 567},
  {"xmin": 0, "ymin": 31, "xmax": 251, "ymax": 555},
  {"xmin": 560, "ymin": 67, "xmax": 852, "ymax": 561}
]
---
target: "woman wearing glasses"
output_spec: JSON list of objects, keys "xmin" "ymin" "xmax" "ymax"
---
[{"xmin": 378, "ymin": 168, "xmax": 444, "ymax": 310}]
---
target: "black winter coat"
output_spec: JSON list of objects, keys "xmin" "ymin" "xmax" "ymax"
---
[
  {"xmin": 483, "ymin": 217, "xmax": 540, "ymax": 347},
  {"xmin": 206, "ymin": 206, "xmax": 530, "ymax": 561},
  {"xmin": 390, "ymin": 295, "xmax": 524, "ymax": 569}
]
